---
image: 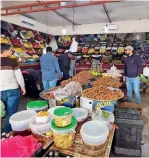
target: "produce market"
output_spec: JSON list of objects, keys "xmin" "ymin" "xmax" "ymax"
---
[{"xmin": 1, "ymin": 1, "xmax": 149, "ymax": 157}]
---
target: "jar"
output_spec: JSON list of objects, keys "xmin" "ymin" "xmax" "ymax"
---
[
  {"xmin": 54, "ymin": 107, "xmax": 72, "ymax": 127},
  {"xmin": 51, "ymin": 117, "xmax": 77, "ymax": 150}
]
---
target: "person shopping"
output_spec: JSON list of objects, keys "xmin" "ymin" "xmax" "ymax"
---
[
  {"xmin": 58, "ymin": 50, "xmax": 71, "ymax": 80},
  {"xmin": 123, "ymin": 46, "xmax": 142, "ymax": 104},
  {"xmin": 0, "ymin": 43, "xmax": 26, "ymax": 132},
  {"xmin": 40, "ymin": 47, "xmax": 62, "ymax": 90}
]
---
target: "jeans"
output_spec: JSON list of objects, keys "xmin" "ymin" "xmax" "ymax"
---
[
  {"xmin": 42, "ymin": 79, "xmax": 57, "ymax": 90},
  {"xmin": 126, "ymin": 77, "xmax": 141, "ymax": 104},
  {"xmin": 1, "ymin": 89, "xmax": 20, "ymax": 133}
]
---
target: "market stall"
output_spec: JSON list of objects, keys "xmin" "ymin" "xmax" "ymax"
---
[{"xmin": 1, "ymin": 1, "xmax": 149, "ymax": 157}]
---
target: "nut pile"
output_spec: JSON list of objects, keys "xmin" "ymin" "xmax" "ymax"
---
[
  {"xmin": 91, "ymin": 76, "xmax": 122, "ymax": 88},
  {"xmin": 82, "ymin": 85, "xmax": 124, "ymax": 100},
  {"xmin": 61, "ymin": 71, "xmax": 94, "ymax": 86}
]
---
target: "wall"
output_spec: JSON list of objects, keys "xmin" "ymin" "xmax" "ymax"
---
[
  {"xmin": 1, "ymin": 14, "xmax": 51, "ymax": 34},
  {"xmin": 2, "ymin": 14, "xmax": 149, "ymax": 35},
  {"xmin": 51, "ymin": 19, "xmax": 149, "ymax": 35}
]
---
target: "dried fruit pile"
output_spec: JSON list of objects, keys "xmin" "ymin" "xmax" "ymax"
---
[
  {"xmin": 61, "ymin": 71, "xmax": 94, "ymax": 86},
  {"xmin": 82, "ymin": 85, "xmax": 124, "ymax": 100},
  {"xmin": 91, "ymin": 76, "xmax": 122, "ymax": 88}
]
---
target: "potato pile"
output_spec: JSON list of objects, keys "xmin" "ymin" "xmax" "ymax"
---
[
  {"xmin": 91, "ymin": 76, "xmax": 122, "ymax": 88},
  {"xmin": 82, "ymin": 85, "xmax": 124, "ymax": 100},
  {"xmin": 61, "ymin": 71, "xmax": 94, "ymax": 86}
]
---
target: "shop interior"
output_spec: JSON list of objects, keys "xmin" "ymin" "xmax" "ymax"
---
[{"xmin": 1, "ymin": 1, "xmax": 149, "ymax": 157}]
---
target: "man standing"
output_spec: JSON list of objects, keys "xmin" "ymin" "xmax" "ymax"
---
[
  {"xmin": 58, "ymin": 50, "xmax": 71, "ymax": 80},
  {"xmin": 40, "ymin": 47, "xmax": 62, "ymax": 90},
  {"xmin": 0, "ymin": 43, "xmax": 26, "ymax": 132},
  {"xmin": 123, "ymin": 46, "xmax": 142, "ymax": 104}
]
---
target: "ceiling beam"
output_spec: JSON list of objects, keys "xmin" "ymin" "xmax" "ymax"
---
[
  {"xmin": 103, "ymin": 4, "xmax": 112, "ymax": 23},
  {"xmin": 1, "ymin": 0, "xmax": 121, "ymax": 16}
]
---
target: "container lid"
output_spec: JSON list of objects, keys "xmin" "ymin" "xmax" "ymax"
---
[
  {"xmin": 51, "ymin": 116, "xmax": 77, "ymax": 130},
  {"xmin": 27, "ymin": 100, "xmax": 48, "ymax": 108},
  {"xmin": 54, "ymin": 107, "xmax": 72, "ymax": 116}
]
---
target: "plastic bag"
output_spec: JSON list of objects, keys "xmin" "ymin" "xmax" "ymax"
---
[
  {"xmin": 69, "ymin": 38, "xmax": 78, "ymax": 52},
  {"xmin": 143, "ymin": 66, "xmax": 149, "ymax": 77},
  {"xmin": 1, "ymin": 135, "xmax": 41, "ymax": 157}
]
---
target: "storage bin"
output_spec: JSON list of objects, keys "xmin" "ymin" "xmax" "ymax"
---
[
  {"xmin": 9, "ymin": 110, "xmax": 36, "ymax": 131},
  {"xmin": 114, "ymin": 108, "xmax": 144, "ymax": 157},
  {"xmin": 80, "ymin": 121, "xmax": 109, "ymax": 146},
  {"xmin": 29, "ymin": 116, "xmax": 52, "ymax": 134},
  {"xmin": 51, "ymin": 117, "xmax": 77, "ymax": 150},
  {"xmin": 27, "ymin": 100, "xmax": 48, "ymax": 112}
]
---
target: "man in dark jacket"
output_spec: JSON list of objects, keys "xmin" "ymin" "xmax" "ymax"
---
[
  {"xmin": 58, "ymin": 50, "xmax": 71, "ymax": 80},
  {"xmin": 123, "ymin": 46, "xmax": 142, "ymax": 104}
]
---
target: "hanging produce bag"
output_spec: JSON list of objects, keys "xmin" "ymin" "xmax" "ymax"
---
[{"xmin": 69, "ymin": 38, "xmax": 78, "ymax": 52}]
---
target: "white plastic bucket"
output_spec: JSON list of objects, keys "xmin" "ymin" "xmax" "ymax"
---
[
  {"xmin": 72, "ymin": 108, "xmax": 88, "ymax": 122},
  {"xmin": 29, "ymin": 116, "xmax": 52, "ymax": 134},
  {"xmin": 9, "ymin": 110, "xmax": 36, "ymax": 131},
  {"xmin": 80, "ymin": 120, "xmax": 109, "ymax": 145}
]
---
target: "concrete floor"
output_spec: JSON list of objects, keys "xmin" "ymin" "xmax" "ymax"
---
[{"xmin": 1, "ymin": 94, "xmax": 149, "ymax": 157}]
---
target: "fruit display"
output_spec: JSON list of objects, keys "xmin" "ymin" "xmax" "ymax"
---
[
  {"xmin": 101, "ymin": 55, "xmax": 112, "ymax": 64},
  {"xmin": 20, "ymin": 30, "xmax": 34, "ymax": 39},
  {"xmin": 32, "ymin": 55, "xmax": 39, "ymax": 59},
  {"xmin": 40, "ymin": 43, "xmax": 46, "ymax": 49},
  {"xmin": 0, "ymin": 36, "xmax": 11, "ymax": 44},
  {"xmin": 32, "ymin": 42, "xmax": 40, "ymax": 49},
  {"xmin": 26, "ymin": 48, "xmax": 35, "ymax": 54},
  {"xmin": 88, "ymin": 48, "xmax": 95, "ymax": 54},
  {"xmin": 10, "ymin": 54, "xmax": 18, "ymax": 59},
  {"xmin": 118, "ymin": 47, "xmax": 124, "ymax": 54},
  {"xmin": 100, "ymin": 47, "xmax": 106, "ymax": 54},
  {"xmin": 91, "ymin": 76, "xmax": 122, "ymax": 88},
  {"xmin": 89, "ymin": 70, "xmax": 101, "ymax": 76},
  {"xmin": 10, "ymin": 38, "xmax": 22, "ymax": 47},
  {"xmin": 13, "ymin": 47, "xmax": 26, "ymax": 53},
  {"xmin": 82, "ymin": 47, "xmax": 89, "ymax": 54},
  {"xmin": 82, "ymin": 85, "xmax": 124, "ymax": 100},
  {"xmin": 22, "ymin": 41, "xmax": 33, "ymax": 49}
]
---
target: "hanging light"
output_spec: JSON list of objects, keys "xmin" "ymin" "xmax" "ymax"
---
[
  {"xmin": 62, "ymin": 26, "xmax": 66, "ymax": 35},
  {"xmin": 104, "ymin": 24, "xmax": 108, "ymax": 33}
]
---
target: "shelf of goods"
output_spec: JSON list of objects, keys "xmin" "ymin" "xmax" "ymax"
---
[{"xmin": 19, "ymin": 62, "xmax": 40, "ymax": 70}]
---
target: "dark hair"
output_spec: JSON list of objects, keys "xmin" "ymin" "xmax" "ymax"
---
[
  {"xmin": 1, "ymin": 43, "xmax": 11, "ymax": 54},
  {"xmin": 46, "ymin": 47, "xmax": 52, "ymax": 53}
]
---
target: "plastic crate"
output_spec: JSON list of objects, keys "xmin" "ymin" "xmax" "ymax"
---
[{"xmin": 114, "ymin": 108, "xmax": 144, "ymax": 157}]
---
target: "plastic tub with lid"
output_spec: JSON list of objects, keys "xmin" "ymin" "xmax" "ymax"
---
[
  {"xmin": 48, "ymin": 106, "xmax": 64, "ymax": 119},
  {"xmin": 51, "ymin": 116, "xmax": 77, "ymax": 150},
  {"xmin": 80, "ymin": 120, "xmax": 109, "ymax": 145},
  {"xmin": 29, "ymin": 115, "xmax": 53, "ymax": 134},
  {"xmin": 9, "ymin": 110, "xmax": 36, "ymax": 131},
  {"xmin": 72, "ymin": 108, "xmax": 88, "ymax": 122},
  {"xmin": 54, "ymin": 107, "xmax": 72, "ymax": 127},
  {"xmin": 92, "ymin": 110, "xmax": 115, "ymax": 130},
  {"xmin": 27, "ymin": 100, "xmax": 48, "ymax": 112}
]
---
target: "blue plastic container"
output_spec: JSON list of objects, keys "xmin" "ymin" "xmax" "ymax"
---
[
  {"xmin": 56, "ymin": 96, "xmax": 77, "ymax": 108},
  {"xmin": 92, "ymin": 100, "xmax": 116, "ymax": 113}
]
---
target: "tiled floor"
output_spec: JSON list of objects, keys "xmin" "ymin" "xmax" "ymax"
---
[{"xmin": 1, "ymin": 94, "xmax": 149, "ymax": 157}]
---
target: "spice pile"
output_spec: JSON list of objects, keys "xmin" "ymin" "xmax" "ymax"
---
[
  {"xmin": 82, "ymin": 85, "xmax": 124, "ymax": 100},
  {"xmin": 61, "ymin": 71, "xmax": 94, "ymax": 86},
  {"xmin": 91, "ymin": 76, "xmax": 122, "ymax": 88}
]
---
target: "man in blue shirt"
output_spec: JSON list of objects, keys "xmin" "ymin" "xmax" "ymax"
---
[
  {"xmin": 123, "ymin": 46, "xmax": 142, "ymax": 104},
  {"xmin": 40, "ymin": 47, "xmax": 62, "ymax": 90}
]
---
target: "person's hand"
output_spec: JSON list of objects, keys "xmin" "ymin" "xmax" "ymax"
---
[
  {"xmin": 21, "ymin": 88, "xmax": 26, "ymax": 95},
  {"xmin": 123, "ymin": 76, "xmax": 126, "ymax": 82},
  {"xmin": 136, "ymin": 76, "xmax": 139, "ymax": 79}
]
